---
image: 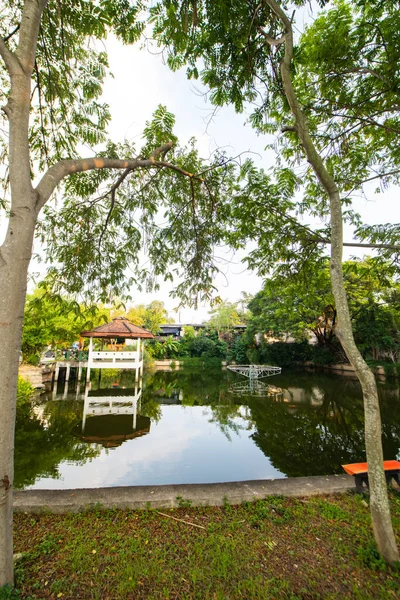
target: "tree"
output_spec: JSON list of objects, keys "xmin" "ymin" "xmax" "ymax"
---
[
  {"xmin": 151, "ymin": 0, "xmax": 400, "ymax": 562},
  {"xmin": 207, "ymin": 300, "xmax": 241, "ymax": 337},
  {"xmin": 248, "ymin": 258, "xmax": 335, "ymax": 345},
  {"xmin": 22, "ymin": 282, "xmax": 111, "ymax": 362},
  {"xmin": 186, "ymin": 331, "xmax": 227, "ymax": 359},
  {"xmin": 251, "ymin": 2, "xmax": 399, "ymax": 561},
  {"xmin": 248, "ymin": 257, "xmax": 400, "ymax": 362},
  {"xmin": 143, "ymin": 300, "xmax": 172, "ymax": 334},
  {"xmin": 0, "ymin": 1, "xmax": 266, "ymax": 586},
  {"xmin": 126, "ymin": 305, "xmax": 147, "ymax": 328}
]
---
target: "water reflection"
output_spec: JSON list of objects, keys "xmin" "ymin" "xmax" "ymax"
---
[
  {"xmin": 14, "ymin": 369, "xmax": 400, "ymax": 489},
  {"xmin": 74, "ymin": 383, "xmax": 150, "ymax": 448},
  {"xmin": 228, "ymin": 380, "xmax": 283, "ymax": 397}
]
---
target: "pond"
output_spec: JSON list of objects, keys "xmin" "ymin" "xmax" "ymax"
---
[{"xmin": 15, "ymin": 368, "xmax": 400, "ymax": 490}]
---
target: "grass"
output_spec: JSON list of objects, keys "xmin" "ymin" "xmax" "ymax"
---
[{"xmin": 5, "ymin": 491, "xmax": 400, "ymax": 599}]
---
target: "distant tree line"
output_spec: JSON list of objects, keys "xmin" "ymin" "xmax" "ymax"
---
[
  {"xmin": 242, "ymin": 257, "xmax": 400, "ymax": 368},
  {"xmin": 23, "ymin": 263, "xmax": 400, "ymax": 369}
]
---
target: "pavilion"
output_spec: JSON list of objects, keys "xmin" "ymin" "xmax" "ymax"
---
[{"xmin": 80, "ymin": 316, "xmax": 154, "ymax": 382}]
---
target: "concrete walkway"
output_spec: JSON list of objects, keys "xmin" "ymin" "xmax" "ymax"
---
[{"xmin": 14, "ymin": 475, "xmax": 355, "ymax": 514}]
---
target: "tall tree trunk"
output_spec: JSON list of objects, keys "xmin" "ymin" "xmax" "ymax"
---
[
  {"xmin": 0, "ymin": 1, "xmax": 46, "ymax": 585},
  {"xmin": 0, "ymin": 208, "xmax": 36, "ymax": 587},
  {"xmin": 263, "ymin": 0, "xmax": 399, "ymax": 563}
]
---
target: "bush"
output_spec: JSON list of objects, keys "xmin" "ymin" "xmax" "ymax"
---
[
  {"xmin": 228, "ymin": 335, "xmax": 248, "ymax": 363},
  {"xmin": 17, "ymin": 376, "xmax": 34, "ymax": 406},
  {"xmin": 382, "ymin": 362, "xmax": 400, "ymax": 378},
  {"xmin": 143, "ymin": 349, "xmax": 155, "ymax": 366},
  {"xmin": 181, "ymin": 357, "xmax": 223, "ymax": 369},
  {"xmin": 24, "ymin": 351, "xmax": 40, "ymax": 366},
  {"xmin": 256, "ymin": 341, "xmax": 337, "ymax": 368}
]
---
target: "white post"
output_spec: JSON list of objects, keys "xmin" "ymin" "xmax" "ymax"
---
[
  {"xmin": 135, "ymin": 338, "xmax": 140, "ymax": 382},
  {"xmin": 65, "ymin": 364, "xmax": 71, "ymax": 382},
  {"xmin": 132, "ymin": 397, "xmax": 137, "ymax": 430},
  {"xmin": 54, "ymin": 364, "xmax": 60, "ymax": 381},
  {"xmin": 140, "ymin": 340, "xmax": 144, "ymax": 377},
  {"xmin": 136, "ymin": 338, "xmax": 140, "ymax": 362},
  {"xmin": 86, "ymin": 338, "xmax": 93, "ymax": 382},
  {"xmin": 82, "ymin": 383, "xmax": 90, "ymax": 432},
  {"xmin": 77, "ymin": 364, "xmax": 82, "ymax": 382}
]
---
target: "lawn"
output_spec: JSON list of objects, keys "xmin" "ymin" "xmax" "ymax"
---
[{"xmin": 4, "ymin": 492, "xmax": 400, "ymax": 599}]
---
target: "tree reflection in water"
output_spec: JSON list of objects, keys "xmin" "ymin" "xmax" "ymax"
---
[
  {"xmin": 14, "ymin": 397, "xmax": 101, "ymax": 489},
  {"xmin": 13, "ymin": 368, "xmax": 400, "ymax": 487},
  {"xmin": 249, "ymin": 376, "xmax": 400, "ymax": 477}
]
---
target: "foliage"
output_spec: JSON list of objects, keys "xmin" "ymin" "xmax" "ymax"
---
[
  {"xmin": 22, "ymin": 283, "xmax": 110, "ymax": 360},
  {"xmin": 1, "ymin": 0, "xmax": 292, "ymax": 309},
  {"xmin": 0, "ymin": 1, "xmax": 146, "ymax": 175},
  {"xmin": 22, "ymin": 281, "xmax": 176, "ymax": 360},
  {"xmin": 229, "ymin": 335, "xmax": 248, "ymax": 364},
  {"xmin": 248, "ymin": 258, "xmax": 334, "ymax": 344},
  {"xmin": 35, "ymin": 106, "xmax": 252, "ymax": 305},
  {"xmin": 147, "ymin": 327, "xmax": 229, "ymax": 360},
  {"xmin": 16, "ymin": 377, "xmax": 34, "ymax": 407},
  {"xmin": 246, "ymin": 258, "xmax": 400, "ymax": 363},
  {"xmin": 127, "ymin": 300, "xmax": 172, "ymax": 334},
  {"xmin": 151, "ymin": 0, "xmax": 400, "ymax": 272},
  {"xmin": 147, "ymin": 336, "xmax": 181, "ymax": 359},
  {"xmin": 207, "ymin": 301, "xmax": 242, "ymax": 334},
  {"xmin": 184, "ymin": 332, "xmax": 227, "ymax": 359},
  {"xmin": 293, "ymin": 1, "xmax": 400, "ymax": 208}
]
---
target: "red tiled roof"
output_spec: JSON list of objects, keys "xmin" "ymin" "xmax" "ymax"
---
[{"xmin": 80, "ymin": 317, "xmax": 154, "ymax": 339}]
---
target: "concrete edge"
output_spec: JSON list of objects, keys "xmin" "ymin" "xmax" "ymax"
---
[{"xmin": 14, "ymin": 475, "xmax": 356, "ymax": 514}]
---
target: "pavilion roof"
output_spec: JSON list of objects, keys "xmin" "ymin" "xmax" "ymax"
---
[
  {"xmin": 74, "ymin": 415, "xmax": 151, "ymax": 447},
  {"xmin": 80, "ymin": 316, "xmax": 154, "ymax": 339}
]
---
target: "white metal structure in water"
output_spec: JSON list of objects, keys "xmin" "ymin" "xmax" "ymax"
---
[{"xmin": 227, "ymin": 365, "xmax": 281, "ymax": 379}]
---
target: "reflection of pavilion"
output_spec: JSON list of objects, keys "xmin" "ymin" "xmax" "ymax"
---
[{"xmin": 74, "ymin": 383, "xmax": 151, "ymax": 448}]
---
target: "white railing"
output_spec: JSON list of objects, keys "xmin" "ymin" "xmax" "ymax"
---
[
  {"xmin": 84, "ymin": 392, "xmax": 142, "ymax": 416},
  {"xmin": 89, "ymin": 351, "xmax": 142, "ymax": 369}
]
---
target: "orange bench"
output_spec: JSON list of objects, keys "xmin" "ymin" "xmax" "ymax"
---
[{"xmin": 342, "ymin": 460, "xmax": 400, "ymax": 492}]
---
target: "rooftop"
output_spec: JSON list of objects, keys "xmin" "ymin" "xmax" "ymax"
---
[{"xmin": 81, "ymin": 317, "xmax": 154, "ymax": 339}]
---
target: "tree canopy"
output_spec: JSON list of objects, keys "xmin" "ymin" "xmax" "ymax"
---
[
  {"xmin": 151, "ymin": 0, "xmax": 400, "ymax": 263},
  {"xmin": 248, "ymin": 257, "xmax": 400, "ymax": 361}
]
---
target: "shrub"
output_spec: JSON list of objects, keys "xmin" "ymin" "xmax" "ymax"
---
[{"xmin": 17, "ymin": 376, "xmax": 34, "ymax": 406}]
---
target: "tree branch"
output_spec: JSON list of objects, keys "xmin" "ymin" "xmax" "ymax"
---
[
  {"xmin": 339, "ymin": 67, "xmax": 390, "ymax": 86},
  {"xmin": 344, "ymin": 167, "xmax": 400, "ymax": 186},
  {"xmin": 258, "ymin": 26, "xmax": 287, "ymax": 47},
  {"xmin": 35, "ymin": 142, "xmax": 207, "ymax": 211},
  {"xmin": 4, "ymin": 25, "xmax": 20, "ymax": 43},
  {"xmin": 16, "ymin": 0, "xmax": 48, "ymax": 75},
  {"xmin": 0, "ymin": 36, "xmax": 21, "ymax": 75},
  {"xmin": 342, "ymin": 242, "xmax": 400, "ymax": 250}
]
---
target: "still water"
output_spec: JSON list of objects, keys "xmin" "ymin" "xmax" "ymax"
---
[{"xmin": 15, "ymin": 368, "xmax": 400, "ymax": 490}]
